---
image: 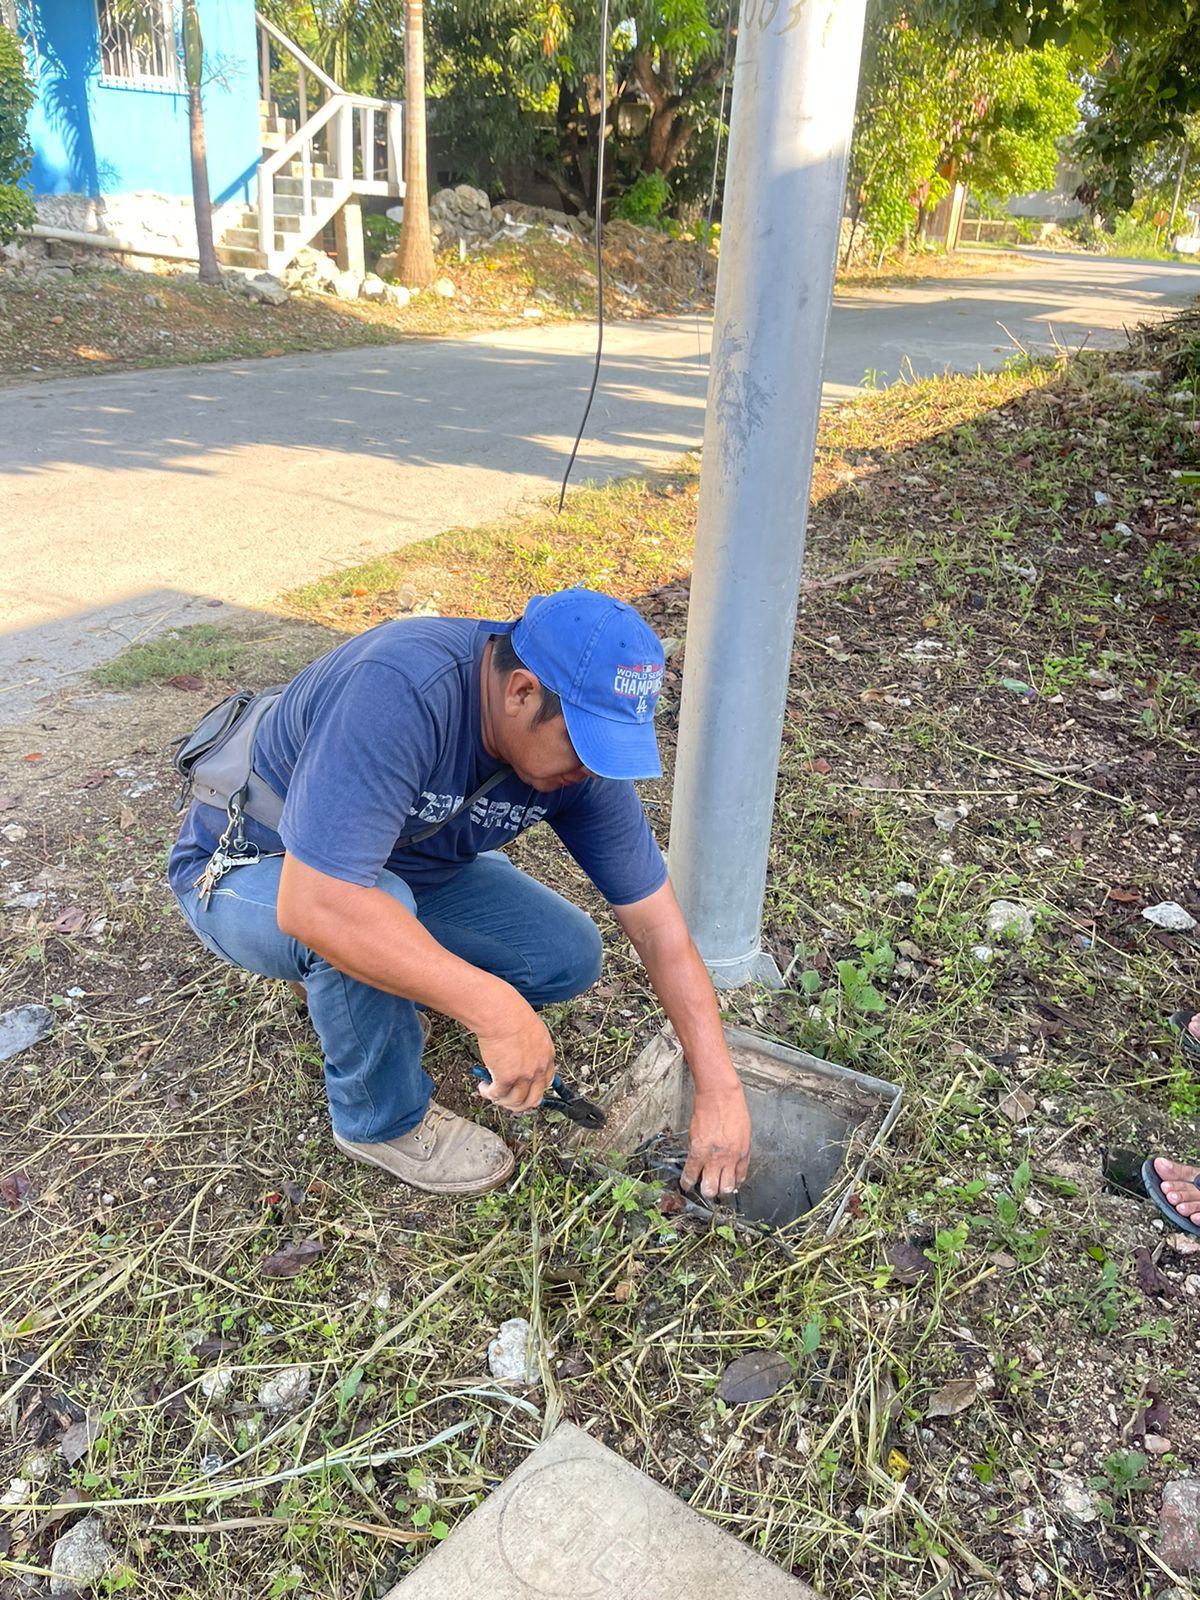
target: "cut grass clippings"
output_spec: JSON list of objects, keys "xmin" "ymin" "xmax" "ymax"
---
[{"xmin": 5, "ymin": 320, "xmax": 1200, "ymax": 1600}]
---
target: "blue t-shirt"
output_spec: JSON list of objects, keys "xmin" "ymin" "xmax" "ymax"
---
[{"xmin": 167, "ymin": 617, "xmax": 667, "ymax": 907}]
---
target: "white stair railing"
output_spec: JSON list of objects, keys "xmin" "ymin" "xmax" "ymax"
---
[{"xmin": 252, "ymin": 12, "xmax": 404, "ymax": 273}]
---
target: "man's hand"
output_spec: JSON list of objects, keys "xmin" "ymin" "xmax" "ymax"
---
[
  {"xmin": 683, "ymin": 1083, "xmax": 752, "ymax": 1202},
  {"xmin": 475, "ymin": 1000, "xmax": 557, "ymax": 1112}
]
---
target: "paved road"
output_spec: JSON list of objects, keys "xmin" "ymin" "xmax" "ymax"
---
[{"xmin": 1, "ymin": 250, "xmax": 1196, "ymax": 720}]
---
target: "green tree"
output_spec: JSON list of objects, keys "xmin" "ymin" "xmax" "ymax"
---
[
  {"xmin": 259, "ymin": 0, "xmax": 401, "ymax": 93},
  {"xmin": 420, "ymin": 0, "xmax": 731, "ymax": 213},
  {"xmin": 0, "ymin": 25, "xmax": 36, "ymax": 247},
  {"xmin": 967, "ymin": 45, "xmax": 1078, "ymax": 203},
  {"xmin": 847, "ymin": 3, "xmax": 1077, "ymax": 259}
]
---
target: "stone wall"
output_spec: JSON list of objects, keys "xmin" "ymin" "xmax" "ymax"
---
[{"xmin": 33, "ymin": 192, "xmax": 245, "ymax": 259}]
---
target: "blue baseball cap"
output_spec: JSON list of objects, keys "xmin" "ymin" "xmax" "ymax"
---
[{"xmin": 510, "ymin": 588, "xmax": 665, "ymax": 780}]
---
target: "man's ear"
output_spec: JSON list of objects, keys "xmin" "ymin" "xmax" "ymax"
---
[{"xmin": 503, "ymin": 668, "xmax": 542, "ymax": 717}]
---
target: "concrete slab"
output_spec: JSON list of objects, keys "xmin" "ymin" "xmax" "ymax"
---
[{"xmin": 385, "ymin": 1423, "xmax": 821, "ymax": 1600}]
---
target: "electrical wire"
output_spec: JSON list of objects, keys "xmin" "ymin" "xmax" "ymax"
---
[{"xmin": 557, "ymin": 0, "xmax": 612, "ymax": 513}]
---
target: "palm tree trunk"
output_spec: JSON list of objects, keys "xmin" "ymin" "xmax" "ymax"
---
[
  {"xmin": 182, "ymin": 1, "xmax": 220, "ymax": 285},
  {"xmin": 393, "ymin": 0, "xmax": 435, "ymax": 287}
]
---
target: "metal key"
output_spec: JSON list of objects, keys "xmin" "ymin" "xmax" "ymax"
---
[{"xmin": 193, "ymin": 848, "xmax": 231, "ymax": 909}]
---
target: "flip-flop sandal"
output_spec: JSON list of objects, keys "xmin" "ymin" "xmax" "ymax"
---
[
  {"xmin": 1168, "ymin": 1010, "xmax": 1200, "ymax": 1059},
  {"xmin": 1141, "ymin": 1157, "xmax": 1200, "ymax": 1237}
]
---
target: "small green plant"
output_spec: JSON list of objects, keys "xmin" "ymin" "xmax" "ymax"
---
[
  {"xmin": 1089, "ymin": 1449, "xmax": 1150, "ymax": 1519},
  {"xmin": 613, "ymin": 171, "xmax": 672, "ymax": 229}
]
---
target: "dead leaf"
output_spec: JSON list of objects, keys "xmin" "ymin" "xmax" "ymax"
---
[
  {"xmin": 926, "ymin": 1378, "xmax": 978, "ymax": 1419},
  {"xmin": 997, "ymin": 1088, "xmax": 1035, "ymax": 1123},
  {"xmin": 60, "ymin": 1414, "xmax": 101, "ymax": 1465},
  {"xmin": 79, "ymin": 769, "xmax": 112, "ymax": 789},
  {"xmin": 259, "ymin": 1238, "xmax": 325, "ymax": 1278},
  {"xmin": 860, "ymin": 772, "xmax": 900, "ymax": 790},
  {"xmin": 193, "ymin": 1336, "xmax": 240, "ymax": 1360},
  {"xmin": 886, "ymin": 1240, "xmax": 933, "ymax": 1284},
  {"xmin": 717, "ymin": 1350, "xmax": 794, "ymax": 1405},
  {"xmin": 1133, "ymin": 1245, "xmax": 1175, "ymax": 1299},
  {"xmin": 31, "ymin": 1486, "xmax": 83, "ymax": 1539},
  {"xmin": 119, "ymin": 803, "xmax": 138, "ymax": 831},
  {"xmin": 1107, "ymin": 887, "xmax": 1141, "ymax": 905},
  {"xmin": 165, "ymin": 674, "xmax": 205, "ymax": 691},
  {"xmin": 23, "ymin": 752, "xmax": 43, "ymax": 763},
  {"xmin": 0, "ymin": 1173, "xmax": 32, "ymax": 1210},
  {"xmin": 52, "ymin": 907, "xmax": 87, "ymax": 935},
  {"xmin": 810, "ymin": 757, "xmax": 833, "ymax": 775},
  {"xmin": 613, "ymin": 1281, "xmax": 633, "ymax": 1303},
  {"xmin": 657, "ymin": 1189, "xmax": 687, "ymax": 1217}
]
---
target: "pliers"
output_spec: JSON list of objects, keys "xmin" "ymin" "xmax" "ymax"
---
[{"xmin": 472, "ymin": 1066, "xmax": 606, "ymax": 1130}]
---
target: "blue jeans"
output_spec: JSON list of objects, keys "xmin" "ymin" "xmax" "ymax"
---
[{"xmin": 172, "ymin": 851, "xmax": 603, "ymax": 1143}]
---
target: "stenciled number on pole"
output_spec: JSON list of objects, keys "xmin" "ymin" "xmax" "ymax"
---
[{"xmin": 741, "ymin": 0, "xmax": 819, "ymax": 34}]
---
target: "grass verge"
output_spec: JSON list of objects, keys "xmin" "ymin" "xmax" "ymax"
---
[{"xmin": 6, "ymin": 322, "xmax": 1200, "ymax": 1600}]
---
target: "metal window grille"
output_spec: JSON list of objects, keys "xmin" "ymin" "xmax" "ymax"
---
[{"xmin": 96, "ymin": 0, "xmax": 181, "ymax": 90}]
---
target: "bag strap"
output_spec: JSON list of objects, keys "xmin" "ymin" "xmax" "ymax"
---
[{"xmin": 399, "ymin": 765, "xmax": 513, "ymax": 845}]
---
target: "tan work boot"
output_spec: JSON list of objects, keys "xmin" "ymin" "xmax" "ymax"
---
[{"xmin": 332, "ymin": 1102, "xmax": 514, "ymax": 1196}]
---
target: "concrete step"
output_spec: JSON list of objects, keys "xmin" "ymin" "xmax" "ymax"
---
[
  {"xmin": 238, "ymin": 195, "xmax": 324, "ymax": 224},
  {"xmin": 275, "ymin": 176, "xmax": 336, "ymax": 199},
  {"xmin": 220, "ymin": 225, "xmax": 304, "ymax": 252},
  {"xmin": 282, "ymin": 161, "xmax": 331, "ymax": 179},
  {"xmin": 262, "ymin": 115, "xmax": 296, "ymax": 136},
  {"xmin": 216, "ymin": 245, "xmax": 269, "ymax": 269}
]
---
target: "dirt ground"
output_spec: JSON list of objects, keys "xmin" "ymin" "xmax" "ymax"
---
[{"xmin": 1, "ymin": 318, "xmax": 1200, "ymax": 1599}]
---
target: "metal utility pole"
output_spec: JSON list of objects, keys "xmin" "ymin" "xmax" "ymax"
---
[{"xmin": 669, "ymin": 0, "xmax": 868, "ymax": 988}]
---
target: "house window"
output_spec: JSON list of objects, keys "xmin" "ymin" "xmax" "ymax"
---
[{"xmin": 96, "ymin": 0, "xmax": 181, "ymax": 90}]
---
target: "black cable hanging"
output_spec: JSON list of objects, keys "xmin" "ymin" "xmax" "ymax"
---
[{"xmin": 557, "ymin": 0, "xmax": 612, "ymax": 513}]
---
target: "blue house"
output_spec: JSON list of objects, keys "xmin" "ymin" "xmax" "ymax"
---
[{"xmin": 6, "ymin": 1, "xmax": 403, "ymax": 273}]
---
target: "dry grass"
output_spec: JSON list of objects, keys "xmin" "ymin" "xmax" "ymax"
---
[{"xmin": 2, "ymin": 322, "xmax": 1200, "ymax": 1599}]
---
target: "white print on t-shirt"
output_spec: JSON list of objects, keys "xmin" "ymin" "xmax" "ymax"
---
[
  {"xmin": 470, "ymin": 797, "xmax": 548, "ymax": 831},
  {"xmin": 413, "ymin": 791, "xmax": 462, "ymax": 824},
  {"xmin": 408, "ymin": 791, "xmax": 548, "ymax": 836}
]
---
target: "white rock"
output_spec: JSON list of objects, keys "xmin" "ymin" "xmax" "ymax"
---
[
  {"xmin": 893, "ymin": 881, "xmax": 918, "ymax": 899},
  {"xmin": 1142, "ymin": 902, "xmax": 1198, "ymax": 933},
  {"xmin": 246, "ymin": 272, "xmax": 288, "ymax": 307},
  {"xmin": 258, "ymin": 1365, "xmax": 311, "ymax": 1411},
  {"xmin": 432, "ymin": 277, "xmax": 456, "ymax": 299},
  {"xmin": 332, "ymin": 269, "xmax": 362, "ymax": 301},
  {"xmin": 22, "ymin": 1449, "xmax": 56, "ymax": 1480},
  {"xmin": 359, "ymin": 273, "xmax": 386, "ymax": 301},
  {"xmin": 1, "ymin": 822, "xmax": 26, "ymax": 842},
  {"xmin": 488, "ymin": 1317, "xmax": 538, "ymax": 1382},
  {"xmin": 199, "ymin": 1367, "xmax": 235, "ymax": 1403},
  {"xmin": 0, "ymin": 1003, "xmax": 53, "ymax": 1062},
  {"xmin": 1093, "ymin": 490, "xmax": 1110, "ymax": 506},
  {"xmin": 971, "ymin": 944, "xmax": 994, "ymax": 963},
  {"xmin": 384, "ymin": 283, "xmax": 410, "ymax": 309},
  {"xmin": 933, "ymin": 804, "xmax": 966, "ymax": 833},
  {"xmin": 50, "ymin": 1517, "xmax": 116, "ymax": 1595},
  {"xmin": 984, "ymin": 900, "xmax": 1035, "ymax": 941},
  {"xmin": 1057, "ymin": 1474, "xmax": 1099, "ymax": 1524},
  {"xmin": 1, "ymin": 1478, "xmax": 30, "ymax": 1508}
]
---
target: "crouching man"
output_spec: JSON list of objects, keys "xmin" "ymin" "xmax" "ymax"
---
[{"xmin": 168, "ymin": 587, "xmax": 751, "ymax": 1200}]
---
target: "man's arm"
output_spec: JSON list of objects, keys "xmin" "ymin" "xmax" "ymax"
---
[
  {"xmin": 613, "ymin": 880, "xmax": 751, "ymax": 1200},
  {"xmin": 277, "ymin": 854, "xmax": 556, "ymax": 1112}
]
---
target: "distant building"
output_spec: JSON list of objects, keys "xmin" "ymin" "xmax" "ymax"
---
[{"xmin": 5, "ymin": 1, "xmax": 402, "ymax": 272}]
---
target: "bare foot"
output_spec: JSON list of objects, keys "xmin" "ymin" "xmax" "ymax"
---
[
  {"xmin": 1189, "ymin": 1014, "xmax": 1200, "ymax": 1044},
  {"xmin": 1153, "ymin": 1158, "xmax": 1200, "ymax": 1221}
]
